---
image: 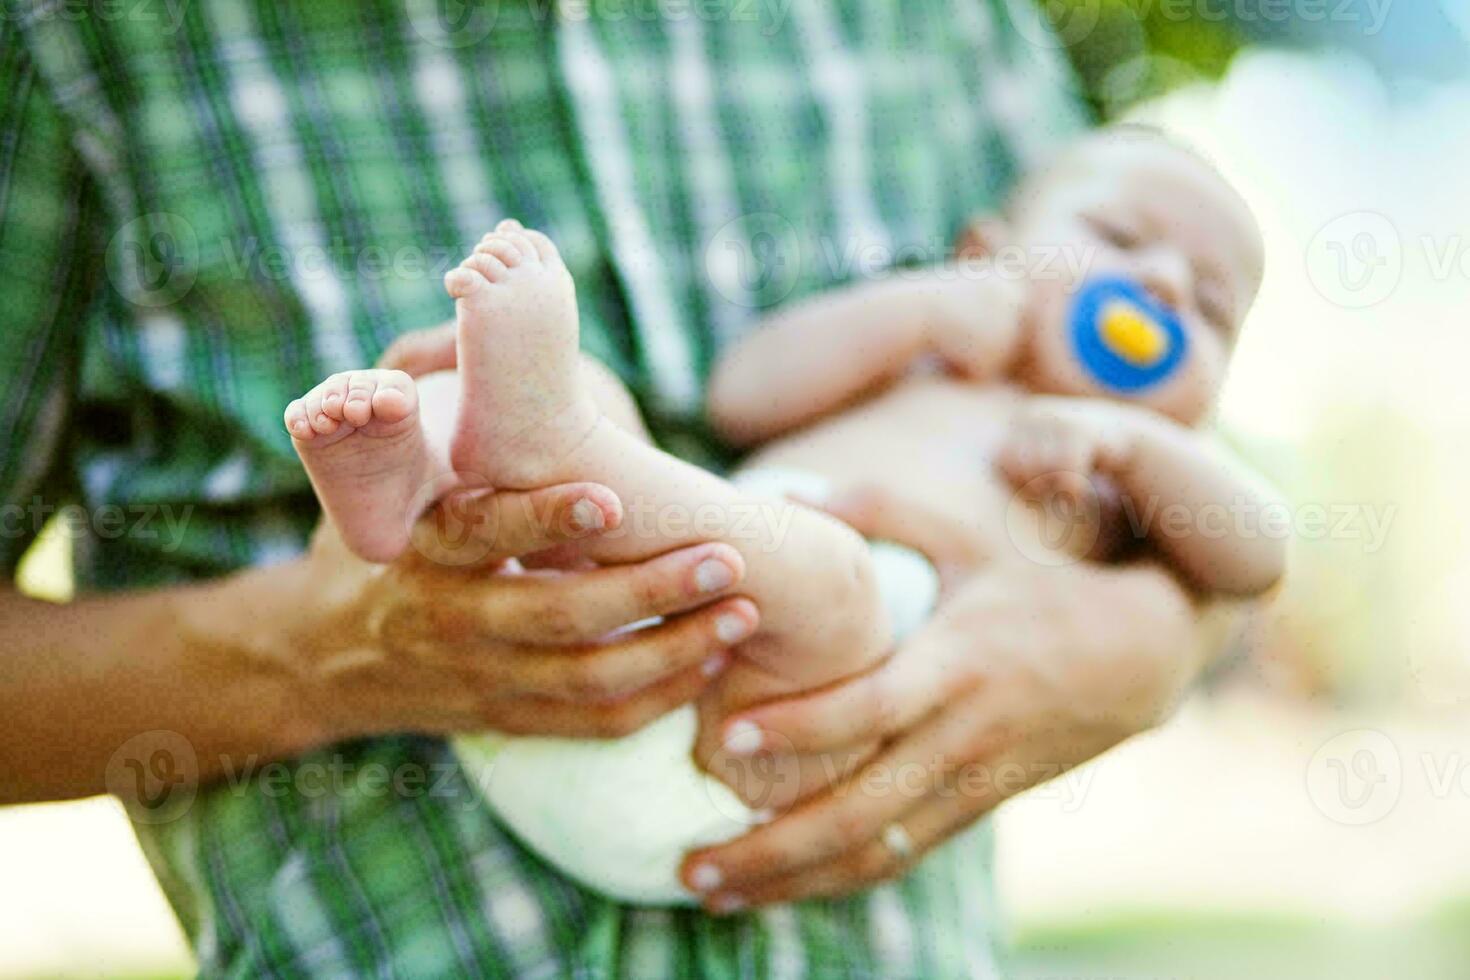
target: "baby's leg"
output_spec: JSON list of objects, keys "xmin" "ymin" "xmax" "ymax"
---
[
  {"xmin": 285, "ymin": 369, "xmax": 447, "ymax": 563},
  {"xmin": 446, "ymin": 221, "xmax": 600, "ymax": 490},
  {"xmin": 447, "ymin": 221, "xmax": 886, "ymax": 686}
]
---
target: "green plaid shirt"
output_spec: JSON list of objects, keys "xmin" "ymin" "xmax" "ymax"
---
[{"xmin": 1, "ymin": 0, "xmax": 1086, "ymax": 975}]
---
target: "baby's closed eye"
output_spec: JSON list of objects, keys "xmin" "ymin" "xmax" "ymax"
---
[{"xmin": 1193, "ymin": 279, "xmax": 1234, "ymax": 331}]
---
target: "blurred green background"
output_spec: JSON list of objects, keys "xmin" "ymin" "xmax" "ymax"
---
[{"xmin": 1040, "ymin": 0, "xmax": 1247, "ymax": 116}]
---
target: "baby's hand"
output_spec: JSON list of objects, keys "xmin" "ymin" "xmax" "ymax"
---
[{"xmin": 997, "ymin": 397, "xmax": 1140, "ymax": 502}]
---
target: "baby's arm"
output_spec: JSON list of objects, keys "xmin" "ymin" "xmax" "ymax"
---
[
  {"xmin": 708, "ymin": 267, "xmax": 1025, "ymax": 446},
  {"xmin": 998, "ymin": 398, "xmax": 1286, "ymax": 597}
]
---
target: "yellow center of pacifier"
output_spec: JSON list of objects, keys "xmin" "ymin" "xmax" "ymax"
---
[{"xmin": 1099, "ymin": 301, "xmax": 1168, "ymax": 367}]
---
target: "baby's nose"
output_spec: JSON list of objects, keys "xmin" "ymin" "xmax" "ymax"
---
[{"xmin": 1134, "ymin": 248, "xmax": 1192, "ymax": 311}]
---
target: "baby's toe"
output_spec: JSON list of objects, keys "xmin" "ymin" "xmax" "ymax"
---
[
  {"xmin": 317, "ymin": 372, "xmax": 354, "ymax": 421},
  {"xmin": 284, "ymin": 399, "xmax": 314, "ymax": 440},
  {"xmin": 464, "ymin": 251, "xmax": 509, "ymax": 281},
  {"xmin": 506, "ymin": 232, "xmax": 540, "ymax": 265},
  {"xmin": 475, "ymin": 235, "xmax": 525, "ymax": 269},
  {"xmin": 342, "ymin": 371, "xmax": 379, "ymax": 427},
  {"xmin": 369, "ymin": 369, "xmax": 417, "ymax": 424},
  {"xmin": 303, "ymin": 389, "xmax": 341, "ymax": 436},
  {"xmin": 445, "ymin": 253, "xmax": 507, "ymax": 298},
  {"xmin": 492, "ymin": 221, "xmax": 540, "ymax": 265},
  {"xmin": 521, "ymin": 227, "xmax": 563, "ymax": 267}
]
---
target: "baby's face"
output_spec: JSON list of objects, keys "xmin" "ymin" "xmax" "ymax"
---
[{"xmin": 1006, "ymin": 134, "xmax": 1264, "ymax": 426}]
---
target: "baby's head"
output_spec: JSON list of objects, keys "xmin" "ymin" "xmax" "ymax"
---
[{"xmin": 965, "ymin": 126, "xmax": 1264, "ymax": 426}]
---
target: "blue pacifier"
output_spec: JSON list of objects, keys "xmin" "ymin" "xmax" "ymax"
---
[{"xmin": 1068, "ymin": 276, "xmax": 1188, "ymax": 395}]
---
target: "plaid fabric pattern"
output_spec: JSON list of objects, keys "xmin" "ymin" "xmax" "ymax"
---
[{"xmin": 1, "ymin": 0, "xmax": 1087, "ymax": 975}]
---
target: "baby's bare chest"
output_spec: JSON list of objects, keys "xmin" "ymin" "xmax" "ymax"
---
[{"xmin": 743, "ymin": 378, "xmax": 1030, "ymax": 555}]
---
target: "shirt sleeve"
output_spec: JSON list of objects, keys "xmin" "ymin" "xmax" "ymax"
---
[{"xmin": 0, "ymin": 23, "xmax": 99, "ymax": 572}]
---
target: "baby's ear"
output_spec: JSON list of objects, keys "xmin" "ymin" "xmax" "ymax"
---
[{"xmin": 953, "ymin": 215, "xmax": 1010, "ymax": 260}]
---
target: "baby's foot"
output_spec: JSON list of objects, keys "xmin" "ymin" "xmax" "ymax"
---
[
  {"xmin": 285, "ymin": 369, "xmax": 431, "ymax": 563},
  {"xmin": 447, "ymin": 219, "xmax": 599, "ymax": 489}
]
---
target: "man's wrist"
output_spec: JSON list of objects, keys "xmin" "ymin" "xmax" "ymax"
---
[{"xmin": 178, "ymin": 557, "xmax": 350, "ymax": 764}]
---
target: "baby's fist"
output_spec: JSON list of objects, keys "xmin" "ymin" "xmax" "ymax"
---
[{"xmin": 996, "ymin": 397, "xmax": 1138, "ymax": 503}]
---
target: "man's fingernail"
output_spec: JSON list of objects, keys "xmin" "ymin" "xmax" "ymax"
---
[
  {"xmin": 689, "ymin": 863, "xmax": 723, "ymax": 891},
  {"xmin": 715, "ymin": 613, "xmax": 752, "ymax": 645},
  {"xmin": 569, "ymin": 498, "xmax": 604, "ymax": 533},
  {"xmin": 710, "ymin": 894, "xmax": 746, "ymax": 915},
  {"xmin": 701, "ymin": 654, "xmax": 728, "ymax": 678},
  {"xmin": 723, "ymin": 720, "xmax": 764, "ymax": 755},
  {"xmin": 694, "ymin": 559, "xmax": 735, "ymax": 593}
]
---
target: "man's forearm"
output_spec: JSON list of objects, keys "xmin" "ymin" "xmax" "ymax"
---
[{"xmin": 1, "ymin": 559, "xmax": 333, "ymax": 804}]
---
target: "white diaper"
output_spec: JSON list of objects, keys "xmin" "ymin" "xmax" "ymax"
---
[{"xmin": 453, "ymin": 468, "xmax": 940, "ymax": 904}]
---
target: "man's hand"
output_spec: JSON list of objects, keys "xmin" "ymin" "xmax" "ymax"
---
[
  {"xmin": 680, "ymin": 487, "xmax": 1213, "ymax": 911},
  {"xmin": 301, "ymin": 482, "xmax": 759, "ymax": 742},
  {"xmin": 322, "ymin": 322, "xmax": 758, "ymax": 737}
]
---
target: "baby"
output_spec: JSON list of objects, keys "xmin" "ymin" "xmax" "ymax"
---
[
  {"xmin": 286, "ymin": 125, "xmax": 1282, "ymax": 903},
  {"xmin": 709, "ymin": 125, "xmax": 1283, "ymax": 599}
]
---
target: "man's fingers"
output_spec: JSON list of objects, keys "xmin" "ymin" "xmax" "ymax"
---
[
  {"xmin": 683, "ymin": 718, "xmax": 954, "ymax": 892},
  {"xmin": 710, "ymin": 712, "xmax": 1044, "ymax": 910},
  {"xmin": 700, "ymin": 785, "xmax": 983, "ymax": 912},
  {"xmin": 716, "ymin": 619, "xmax": 957, "ymax": 755},
  {"xmin": 821, "ymin": 485, "xmax": 988, "ymax": 584},
  {"xmin": 502, "ymin": 598, "xmax": 758, "ymax": 700},
  {"xmin": 409, "ymin": 483, "xmax": 623, "ymax": 568},
  {"xmin": 687, "ymin": 700, "xmax": 1013, "ymax": 903},
  {"xmin": 700, "ymin": 740, "xmax": 876, "ymax": 815},
  {"xmin": 467, "ymin": 543, "xmax": 749, "ymax": 646},
  {"xmin": 485, "ymin": 659, "xmax": 720, "ymax": 740}
]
